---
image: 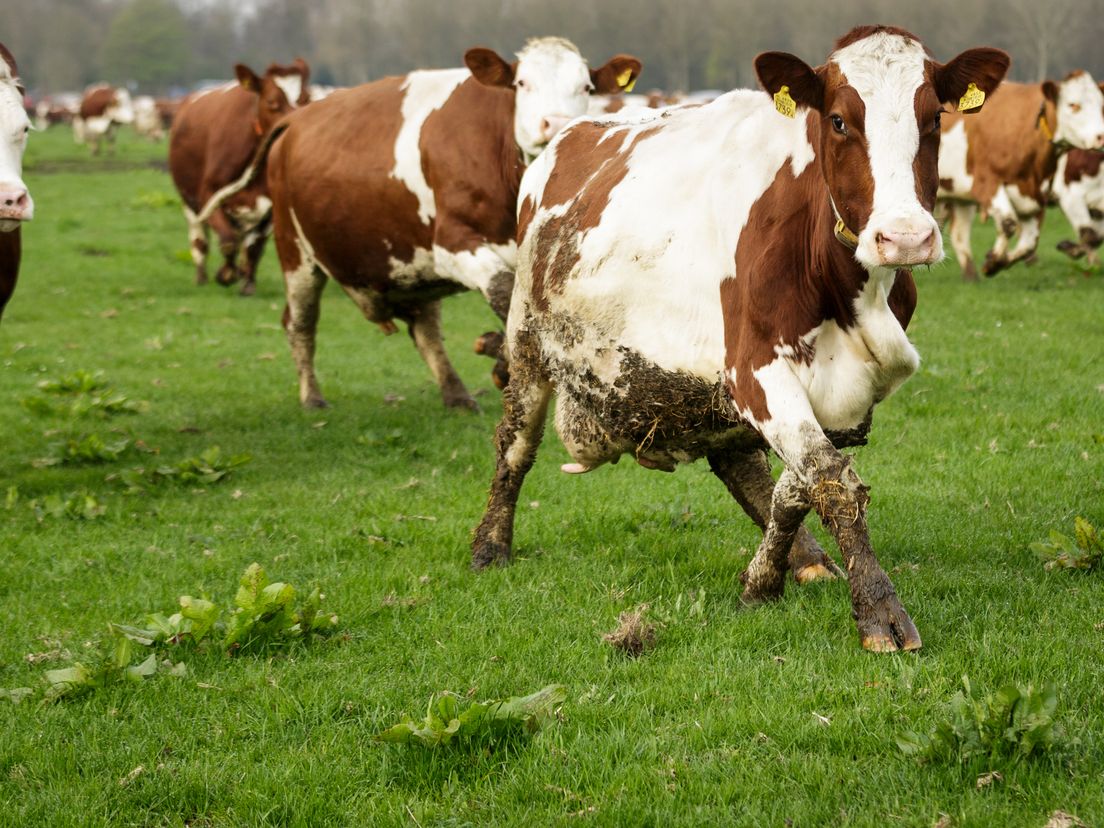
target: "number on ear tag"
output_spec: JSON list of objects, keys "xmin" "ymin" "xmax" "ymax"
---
[
  {"xmin": 774, "ymin": 86, "xmax": 796, "ymax": 118},
  {"xmin": 957, "ymin": 82, "xmax": 986, "ymax": 112}
]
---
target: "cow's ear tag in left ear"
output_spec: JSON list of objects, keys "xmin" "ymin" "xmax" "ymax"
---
[
  {"xmin": 616, "ymin": 67, "xmax": 636, "ymax": 93},
  {"xmin": 774, "ymin": 85, "xmax": 796, "ymax": 118},
  {"xmin": 957, "ymin": 82, "xmax": 985, "ymax": 112}
]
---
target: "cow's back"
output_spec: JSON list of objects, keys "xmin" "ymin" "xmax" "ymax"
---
[
  {"xmin": 169, "ymin": 86, "xmax": 259, "ymax": 212},
  {"xmin": 79, "ymin": 87, "xmax": 113, "ymax": 119},
  {"xmin": 954, "ymin": 82, "xmax": 1055, "ymax": 192}
]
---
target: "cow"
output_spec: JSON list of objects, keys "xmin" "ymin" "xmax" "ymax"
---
[
  {"xmin": 132, "ymin": 95, "xmax": 164, "ymax": 141},
  {"xmin": 470, "ymin": 26, "xmax": 1010, "ymax": 653},
  {"xmin": 73, "ymin": 84, "xmax": 135, "ymax": 154},
  {"xmin": 938, "ymin": 71, "xmax": 1104, "ymax": 279},
  {"xmin": 168, "ymin": 60, "xmax": 311, "ymax": 295},
  {"xmin": 33, "ymin": 93, "xmax": 78, "ymax": 130},
  {"xmin": 199, "ymin": 37, "xmax": 641, "ymax": 409},
  {"xmin": 0, "ymin": 43, "xmax": 33, "ymax": 321},
  {"xmin": 1053, "ymin": 148, "xmax": 1104, "ymax": 265}
]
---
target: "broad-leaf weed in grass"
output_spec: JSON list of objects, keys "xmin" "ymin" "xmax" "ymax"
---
[
  {"xmin": 31, "ymin": 432, "xmax": 133, "ymax": 467},
  {"xmin": 376, "ymin": 684, "xmax": 567, "ymax": 747},
  {"xmin": 28, "ymin": 490, "xmax": 107, "ymax": 522},
  {"xmin": 21, "ymin": 369, "xmax": 147, "ymax": 418},
  {"xmin": 1032, "ymin": 517, "xmax": 1104, "ymax": 572},
  {"xmin": 112, "ymin": 446, "xmax": 251, "ymax": 492},
  {"xmin": 223, "ymin": 563, "xmax": 338, "ymax": 652},
  {"xmin": 898, "ymin": 676, "xmax": 1064, "ymax": 764}
]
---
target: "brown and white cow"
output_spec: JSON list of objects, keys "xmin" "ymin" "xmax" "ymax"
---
[
  {"xmin": 1053, "ymin": 148, "xmax": 1104, "ymax": 265},
  {"xmin": 73, "ymin": 84, "xmax": 135, "ymax": 154},
  {"xmin": 0, "ymin": 43, "xmax": 32, "ymax": 320},
  {"xmin": 203, "ymin": 38, "xmax": 641, "ymax": 409},
  {"xmin": 169, "ymin": 60, "xmax": 310, "ymax": 295},
  {"xmin": 471, "ymin": 27, "xmax": 1009, "ymax": 652},
  {"xmin": 938, "ymin": 72, "xmax": 1104, "ymax": 279}
]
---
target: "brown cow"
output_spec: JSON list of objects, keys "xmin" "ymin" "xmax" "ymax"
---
[
  {"xmin": 0, "ymin": 43, "xmax": 32, "ymax": 320},
  {"xmin": 471, "ymin": 27, "xmax": 1009, "ymax": 652},
  {"xmin": 201, "ymin": 38, "xmax": 641, "ymax": 409},
  {"xmin": 938, "ymin": 72, "xmax": 1104, "ymax": 278},
  {"xmin": 73, "ymin": 84, "xmax": 135, "ymax": 154},
  {"xmin": 169, "ymin": 60, "xmax": 310, "ymax": 295}
]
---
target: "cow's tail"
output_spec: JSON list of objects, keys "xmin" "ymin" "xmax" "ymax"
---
[{"xmin": 195, "ymin": 121, "xmax": 290, "ymax": 224}]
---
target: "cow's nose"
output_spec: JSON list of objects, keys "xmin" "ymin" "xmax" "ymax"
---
[
  {"xmin": 874, "ymin": 225, "xmax": 936, "ymax": 265},
  {"xmin": 540, "ymin": 115, "xmax": 571, "ymax": 142},
  {"xmin": 0, "ymin": 186, "xmax": 32, "ymax": 221}
]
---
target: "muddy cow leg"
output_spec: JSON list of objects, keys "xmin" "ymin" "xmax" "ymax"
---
[
  {"xmin": 707, "ymin": 448, "xmax": 843, "ymax": 583},
  {"xmin": 236, "ymin": 214, "xmax": 270, "ymax": 297},
  {"xmin": 472, "ymin": 333, "xmax": 552, "ymax": 569},
  {"xmin": 184, "ymin": 206, "xmax": 210, "ymax": 285},
  {"xmin": 740, "ymin": 469, "xmax": 813, "ymax": 601},
  {"xmin": 405, "ymin": 300, "xmax": 478, "ymax": 411},
  {"xmin": 282, "ymin": 260, "xmax": 328, "ymax": 408}
]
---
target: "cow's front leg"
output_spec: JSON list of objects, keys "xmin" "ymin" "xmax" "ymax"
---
[
  {"xmin": 707, "ymin": 448, "xmax": 843, "ymax": 583},
  {"xmin": 471, "ymin": 330, "xmax": 552, "ymax": 568},
  {"xmin": 740, "ymin": 468, "xmax": 814, "ymax": 600},
  {"xmin": 405, "ymin": 300, "xmax": 478, "ymax": 411}
]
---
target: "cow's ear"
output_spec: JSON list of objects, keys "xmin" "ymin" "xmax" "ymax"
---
[
  {"xmin": 1041, "ymin": 80, "xmax": 1059, "ymax": 103},
  {"xmin": 755, "ymin": 51, "xmax": 824, "ymax": 113},
  {"xmin": 235, "ymin": 64, "xmax": 262, "ymax": 94},
  {"xmin": 465, "ymin": 48, "xmax": 514, "ymax": 88},
  {"xmin": 933, "ymin": 47, "xmax": 1010, "ymax": 113},
  {"xmin": 0, "ymin": 42, "xmax": 17, "ymax": 79},
  {"xmin": 292, "ymin": 57, "xmax": 310, "ymax": 84},
  {"xmin": 591, "ymin": 55, "xmax": 643, "ymax": 94}
]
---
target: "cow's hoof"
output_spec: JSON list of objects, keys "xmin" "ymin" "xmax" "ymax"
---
[
  {"xmin": 788, "ymin": 530, "xmax": 844, "ymax": 584},
  {"xmin": 857, "ymin": 600, "xmax": 922, "ymax": 653},
  {"xmin": 301, "ymin": 396, "xmax": 329, "ymax": 409},
  {"xmin": 239, "ymin": 281, "xmax": 256, "ymax": 297},
  {"xmin": 1023, "ymin": 252, "xmax": 1039, "ymax": 266},
  {"xmin": 491, "ymin": 357, "xmax": 510, "ymax": 390},
  {"xmin": 739, "ymin": 568, "xmax": 785, "ymax": 604},
  {"xmin": 474, "ymin": 331, "xmax": 505, "ymax": 358},
  {"xmin": 982, "ymin": 253, "xmax": 1005, "ymax": 277},
  {"xmin": 445, "ymin": 395, "xmax": 480, "ymax": 413},
  {"xmin": 215, "ymin": 265, "xmax": 239, "ymax": 286},
  {"xmin": 961, "ymin": 260, "xmax": 978, "ymax": 282},
  {"xmin": 794, "ymin": 562, "xmax": 842, "ymax": 584},
  {"xmin": 1056, "ymin": 240, "xmax": 1084, "ymax": 260},
  {"xmin": 471, "ymin": 541, "xmax": 511, "ymax": 570}
]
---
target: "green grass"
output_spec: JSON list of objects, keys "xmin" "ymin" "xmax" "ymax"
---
[{"xmin": 1, "ymin": 125, "xmax": 1102, "ymax": 827}]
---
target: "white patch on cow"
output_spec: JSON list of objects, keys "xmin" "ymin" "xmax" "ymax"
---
[
  {"xmin": 832, "ymin": 31, "xmax": 942, "ymax": 268},
  {"xmin": 432, "ymin": 242, "xmax": 517, "ymax": 293},
  {"xmin": 274, "ymin": 74, "xmax": 304, "ymax": 108},
  {"xmin": 388, "ymin": 247, "xmax": 435, "ymax": 287},
  {"xmin": 228, "ymin": 195, "xmax": 273, "ymax": 228},
  {"xmin": 0, "ymin": 61, "xmax": 32, "ymax": 229},
  {"xmin": 1054, "ymin": 72, "xmax": 1104, "ymax": 150},
  {"xmin": 937, "ymin": 119, "xmax": 973, "ymax": 199},
  {"xmin": 183, "ymin": 205, "xmax": 207, "ymax": 267},
  {"xmin": 1054, "ymin": 153, "xmax": 1104, "ymax": 234},
  {"xmin": 512, "ymin": 37, "xmax": 595, "ymax": 159},
  {"xmin": 393, "ymin": 69, "xmax": 468, "ymax": 225}
]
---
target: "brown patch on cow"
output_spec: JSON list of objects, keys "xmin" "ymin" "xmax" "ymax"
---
[
  {"xmin": 819, "ymin": 65, "xmax": 875, "ymax": 235},
  {"xmin": 1064, "ymin": 148, "xmax": 1104, "ymax": 185},
  {"xmin": 728, "ymin": 113, "xmax": 870, "ymax": 422},
  {"xmin": 833, "ymin": 25, "xmax": 921, "ymax": 52},
  {"xmin": 888, "ymin": 270, "xmax": 917, "ymax": 330},
  {"xmin": 79, "ymin": 85, "xmax": 116, "ymax": 119},
  {"xmin": 912, "ymin": 84, "xmax": 943, "ymax": 210},
  {"xmin": 939, "ymin": 177, "xmax": 954, "ymax": 191},
  {"xmin": 528, "ymin": 122, "xmax": 660, "ymax": 310},
  {"xmin": 602, "ymin": 604, "xmax": 656, "ymax": 657},
  {"xmin": 517, "ymin": 194, "xmax": 537, "ymax": 244},
  {"xmin": 0, "ymin": 227, "xmax": 20, "ymax": 321}
]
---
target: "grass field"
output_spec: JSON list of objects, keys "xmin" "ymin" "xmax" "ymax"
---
[{"xmin": 0, "ymin": 126, "xmax": 1102, "ymax": 827}]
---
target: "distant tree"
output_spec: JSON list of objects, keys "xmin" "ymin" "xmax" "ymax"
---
[{"xmin": 99, "ymin": 0, "xmax": 189, "ymax": 92}]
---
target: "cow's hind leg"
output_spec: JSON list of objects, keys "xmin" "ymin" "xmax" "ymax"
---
[
  {"xmin": 282, "ymin": 259, "xmax": 328, "ymax": 408},
  {"xmin": 707, "ymin": 448, "xmax": 843, "ymax": 584},
  {"xmin": 184, "ymin": 206, "xmax": 210, "ymax": 285},
  {"xmin": 405, "ymin": 300, "xmax": 478, "ymax": 411},
  {"xmin": 236, "ymin": 215, "xmax": 270, "ymax": 297},
  {"xmin": 208, "ymin": 210, "xmax": 242, "ymax": 287},
  {"xmin": 472, "ymin": 331, "xmax": 552, "ymax": 569}
]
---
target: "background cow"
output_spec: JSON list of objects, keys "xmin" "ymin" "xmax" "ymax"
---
[
  {"xmin": 132, "ymin": 95, "xmax": 165, "ymax": 141},
  {"xmin": 1053, "ymin": 148, "xmax": 1104, "ymax": 265},
  {"xmin": 73, "ymin": 84, "xmax": 135, "ymax": 155},
  {"xmin": 471, "ymin": 27, "xmax": 1009, "ymax": 652},
  {"xmin": 169, "ymin": 60, "xmax": 310, "ymax": 295},
  {"xmin": 0, "ymin": 43, "xmax": 33, "ymax": 321},
  {"xmin": 203, "ymin": 38, "xmax": 641, "ymax": 410},
  {"xmin": 938, "ymin": 71, "xmax": 1104, "ymax": 279}
]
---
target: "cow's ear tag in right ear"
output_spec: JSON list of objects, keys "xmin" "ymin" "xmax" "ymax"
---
[
  {"xmin": 957, "ymin": 82, "xmax": 985, "ymax": 112},
  {"xmin": 616, "ymin": 67, "xmax": 636, "ymax": 93},
  {"xmin": 774, "ymin": 85, "xmax": 796, "ymax": 118}
]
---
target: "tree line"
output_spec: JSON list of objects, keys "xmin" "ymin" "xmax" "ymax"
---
[{"xmin": 2, "ymin": 0, "xmax": 1101, "ymax": 96}]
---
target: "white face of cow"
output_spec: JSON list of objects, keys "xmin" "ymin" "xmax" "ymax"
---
[
  {"xmin": 0, "ymin": 60, "xmax": 32, "ymax": 230},
  {"xmin": 1052, "ymin": 72, "xmax": 1104, "ymax": 150},
  {"xmin": 511, "ymin": 39, "xmax": 594, "ymax": 158},
  {"xmin": 108, "ymin": 88, "xmax": 135, "ymax": 125}
]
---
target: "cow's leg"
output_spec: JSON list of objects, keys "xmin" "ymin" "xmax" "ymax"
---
[
  {"xmin": 983, "ymin": 189, "xmax": 1017, "ymax": 276},
  {"xmin": 183, "ymin": 206, "xmax": 210, "ymax": 285},
  {"xmin": 207, "ymin": 210, "xmax": 242, "ymax": 287},
  {"xmin": 707, "ymin": 448, "xmax": 843, "ymax": 583},
  {"xmin": 1006, "ymin": 212, "xmax": 1042, "ymax": 265},
  {"xmin": 282, "ymin": 260, "xmax": 328, "ymax": 408},
  {"xmin": 405, "ymin": 300, "xmax": 478, "ymax": 411},
  {"xmin": 741, "ymin": 468, "xmax": 813, "ymax": 601},
  {"xmin": 236, "ymin": 216, "xmax": 270, "ymax": 297},
  {"xmin": 472, "ymin": 331, "xmax": 552, "ymax": 569},
  {"xmin": 948, "ymin": 202, "xmax": 978, "ymax": 281}
]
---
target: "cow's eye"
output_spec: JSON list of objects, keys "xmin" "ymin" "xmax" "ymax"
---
[
  {"xmin": 829, "ymin": 114, "xmax": 847, "ymax": 135},
  {"xmin": 1069, "ymin": 103, "xmax": 1082, "ymax": 113},
  {"xmin": 931, "ymin": 111, "xmax": 942, "ymax": 133},
  {"xmin": 516, "ymin": 79, "xmax": 527, "ymax": 91}
]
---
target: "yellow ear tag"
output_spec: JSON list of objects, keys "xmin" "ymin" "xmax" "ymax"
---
[
  {"xmin": 1037, "ymin": 111, "xmax": 1053, "ymax": 140},
  {"xmin": 957, "ymin": 82, "xmax": 985, "ymax": 112},
  {"xmin": 774, "ymin": 85, "xmax": 796, "ymax": 118},
  {"xmin": 616, "ymin": 67, "xmax": 636, "ymax": 93}
]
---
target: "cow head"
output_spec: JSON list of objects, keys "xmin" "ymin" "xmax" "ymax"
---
[
  {"xmin": 0, "ymin": 42, "xmax": 32, "ymax": 230},
  {"xmin": 757, "ymin": 26, "xmax": 1009, "ymax": 270},
  {"xmin": 465, "ymin": 37, "xmax": 642, "ymax": 160},
  {"xmin": 235, "ymin": 58, "xmax": 311, "ymax": 135},
  {"xmin": 1042, "ymin": 71, "xmax": 1104, "ymax": 150}
]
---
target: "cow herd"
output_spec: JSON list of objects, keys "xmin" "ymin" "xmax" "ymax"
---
[{"xmin": 3, "ymin": 26, "xmax": 1103, "ymax": 652}]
